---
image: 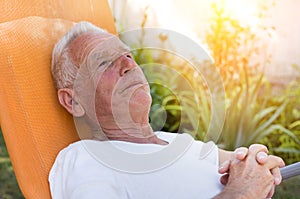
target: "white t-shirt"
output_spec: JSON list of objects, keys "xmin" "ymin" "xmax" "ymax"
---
[{"xmin": 49, "ymin": 132, "xmax": 223, "ymax": 199}]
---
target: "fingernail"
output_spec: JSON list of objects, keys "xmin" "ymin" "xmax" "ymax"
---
[
  {"xmin": 234, "ymin": 151, "xmax": 245, "ymax": 159},
  {"xmin": 236, "ymin": 151, "xmax": 244, "ymax": 156},
  {"xmin": 219, "ymin": 160, "xmax": 229, "ymax": 169},
  {"xmin": 218, "ymin": 166, "xmax": 224, "ymax": 172},
  {"xmin": 275, "ymin": 177, "xmax": 280, "ymax": 185},
  {"xmin": 257, "ymin": 152, "xmax": 268, "ymax": 160}
]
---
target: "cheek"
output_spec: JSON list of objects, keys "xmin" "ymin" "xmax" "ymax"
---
[
  {"xmin": 95, "ymin": 77, "xmax": 114, "ymax": 113},
  {"xmin": 95, "ymin": 89, "xmax": 111, "ymax": 108}
]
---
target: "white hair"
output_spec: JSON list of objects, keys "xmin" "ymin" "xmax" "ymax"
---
[{"xmin": 51, "ymin": 21, "xmax": 106, "ymax": 89}]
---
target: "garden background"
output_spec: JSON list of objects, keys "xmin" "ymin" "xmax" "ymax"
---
[{"xmin": 1, "ymin": 0, "xmax": 300, "ymax": 198}]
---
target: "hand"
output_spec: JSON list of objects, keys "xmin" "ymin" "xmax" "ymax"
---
[
  {"xmin": 219, "ymin": 145, "xmax": 268, "ymax": 185},
  {"xmin": 218, "ymin": 144, "xmax": 285, "ymax": 198},
  {"xmin": 215, "ymin": 144, "xmax": 284, "ymax": 199}
]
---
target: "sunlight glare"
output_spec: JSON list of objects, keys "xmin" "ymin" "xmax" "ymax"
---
[
  {"xmin": 151, "ymin": 0, "xmax": 193, "ymax": 32},
  {"xmin": 143, "ymin": 0, "xmax": 200, "ymax": 41},
  {"xmin": 214, "ymin": 0, "xmax": 260, "ymax": 28}
]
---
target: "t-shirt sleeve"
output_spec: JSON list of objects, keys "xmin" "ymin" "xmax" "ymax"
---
[{"xmin": 48, "ymin": 142, "xmax": 128, "ymax": 199}]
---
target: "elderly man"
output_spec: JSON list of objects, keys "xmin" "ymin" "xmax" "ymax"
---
[{"xmin": 49, "ymin": 22, "xmax": 284, "ymax": 199}]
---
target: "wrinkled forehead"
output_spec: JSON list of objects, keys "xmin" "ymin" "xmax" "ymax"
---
[{"xmin": 69, "ymin": 32, "xmax": 130, "ymax": 69}]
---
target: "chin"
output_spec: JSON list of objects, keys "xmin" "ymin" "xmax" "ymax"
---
[
  {"xmin": 129, "ymin": 92, "xmax": 152, "ymax": 116},
  {"xmin": 130, "ymin": 99, "xmax": 151, "ymax": 113},
  {"xmin": 130, "ymin": 86, "xmax": 152, "ymax": 105}
]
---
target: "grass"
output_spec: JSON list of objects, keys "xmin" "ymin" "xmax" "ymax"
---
[{"xmin": 274, "ymin": 176, "xmax": 300, "ymax": 199}]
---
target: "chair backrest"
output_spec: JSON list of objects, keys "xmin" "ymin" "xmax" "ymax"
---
[{"xmin": 0, "ymin": 1, "xmax": 116, "ymax": 198}]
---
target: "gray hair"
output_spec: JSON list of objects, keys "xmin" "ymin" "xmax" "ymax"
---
[{"xmin": 51, "ymin": 22, "xmax": 106, "ymax": 89}]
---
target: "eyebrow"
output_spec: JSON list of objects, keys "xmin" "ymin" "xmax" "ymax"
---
[
  {"xmin": 94, "ymin": 42, "xmax": 131, "ymax": 69},
  {"xmin": 120, "ymin": 44, "xmax": 131, "ymax": 52}
]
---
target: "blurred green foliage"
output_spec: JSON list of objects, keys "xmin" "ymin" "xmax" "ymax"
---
[
  {"xmin": 127, "ymin": 1, "xmax": 300, "ymax": 197},
  {"xmin": 129, "ymin": 1, "xmax": 300, "ymax": 167},
  {"xmin": 203, "ymin": 2, "xmax": 300, "ymax": 166},
  {"xmin": 274, "ymin": 176, "xmax": 300, "ymax": 199},
  {"xmin": 260, "ymin": 82, "xmax": 300, "ymax": 165}
]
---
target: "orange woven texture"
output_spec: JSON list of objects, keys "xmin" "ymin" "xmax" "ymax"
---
[
  {"xmin": 0, "ymin": 1, "xmax": 116, "ymax": 198},
  {"xmin": 0, "ymin": 0, "xmax": 116, "ymax": 33}
]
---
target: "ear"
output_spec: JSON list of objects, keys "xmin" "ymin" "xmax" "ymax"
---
[{"xmin": 57, "ymin": 88, "xmax": 85, "ymax": 117}]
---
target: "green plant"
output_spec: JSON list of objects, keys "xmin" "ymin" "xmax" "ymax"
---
[
  {"xmin": 273, "ymin": 176, "xmax": 300, "ymax": 199},
  {"xmin": 135, "ymin": 51, "xmax": 198, "ymax": 133},
  {"xmin": 117, "ymin": 4, "xmax": 300, "ymax": 198},
  {"xmin": 202, "ymin": 1, "xmax": 300, "ymax": 157},
  {"xmin": 216, "ymin": 67, "xmax": 300, "ymax": 151},
  {"xmin": 259, "ymin": 82, "xmax": 300, "ymax": 164}
]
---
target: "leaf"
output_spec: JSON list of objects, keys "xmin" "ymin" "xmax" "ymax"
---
[
  {"xmin": 181, "ymin": 105, "xmax": 199, "ymax": 131},
  {"xmin": 249, "ymin": 101, "xmax": 287, "ymax": 142},
  {"xmin": 162, "ymin": 96, "xmax": 178, "ymax": 106},
  {"xmin": 164, "ymin": 105, "xmax": 182, "ymax": 111},
  {"xmin": 253, "ymin": 106, "xmax": 277, "ymax": 124},
  {"xmin": 0, "ymin": 157, "xmax": 10, "ymax": 164},
  {"xmin": 168, "ymin": 121, "xmax": 180, "ymax": 132},
  {"xmin": 289, "ymin": 120, "xmax": 300, "ymax": 129},
  {"xmin": 255, "ymin": 124, "xmax": 300, "ymax": 146},
  {"xmin": 272, "ymin": 147, "xmax": 300, "ymax": 154}
]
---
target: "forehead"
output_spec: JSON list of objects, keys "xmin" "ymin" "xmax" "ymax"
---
[{"xmin": 68, "ymin": 32, "xmax": 121, "ymax": 66}]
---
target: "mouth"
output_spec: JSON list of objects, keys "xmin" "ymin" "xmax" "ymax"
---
[
  {"xmin": 115, "ymin": 67, "xmax": 150, "ymax": 95},
  {"xmin": 120, "ymin": 82, "xmax": 150, "ymax": 94}
]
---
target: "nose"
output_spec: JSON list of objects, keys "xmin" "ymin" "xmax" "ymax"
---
[{"xmin": 118, "ymin": 53, "xmax": 137, "ymax": 76}]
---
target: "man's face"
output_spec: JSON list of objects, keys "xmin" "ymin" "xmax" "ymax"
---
[{"xmin": 70, "ymin": 32, "xmax": 151, "ymax": 130}]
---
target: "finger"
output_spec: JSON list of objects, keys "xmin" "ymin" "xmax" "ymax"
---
[
  {"xmin": 264, "ymin": 155, "xmax": 285, "ymax": 170},
  {"xmin": 248, "ymin": 144, "xmax": 269, "ymax": 161},
  {"xmin": 256, "ymin": 151, "xmax": 268, "ymax": 164},
  {"xmin": 271, "ymin": 167, "xmax": 282, "ymax": 185},
  {"xmin": 266, "ymin": 185, "xmax": 275, "ymax": 198},
  {"xmin": 249, "ymin": 144, "xmax": 269, "ymax": 155},
  {"xmin": 234, "ymin": 147, "xmax": 248, "ymax": 160},
  {"xmin": 220, "ymin": 174, "xmax": 229, "ymax": 185},
  {"xmin": 219, "ymin": 160, "xmax": 230, "ymax": 174}
]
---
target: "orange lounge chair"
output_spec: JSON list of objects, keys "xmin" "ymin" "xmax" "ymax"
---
[{"xmin": 0, "ymin": 1, "xmax": 116, "ymax": 198}]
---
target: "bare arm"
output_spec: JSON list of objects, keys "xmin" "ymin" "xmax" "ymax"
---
[
  {"xmin": 213, "ymin": 188, "xmax": 248, "ymax": 199},
  {"xmin": 218, "ymin": 148, "xmax": 233, "ymax": 166}
]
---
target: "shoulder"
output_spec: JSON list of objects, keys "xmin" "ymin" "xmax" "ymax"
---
[
  {"xmin": 50, "ymin": 140, "xmax": 89, "ymax": 169},
  {"xmin": 49, "ymin": 140, "xmax": 120, "ymax": 198},
  {"xmin": 49, "ymin": 140, "xmax": 115, "ymax": 182},
  {"xmin": 49, "ymin": 140, "xmax": 114, "ymax": 176},
  {"xmin": 156, "ymin": 131, "xmax": 219, "ymax": 165}
]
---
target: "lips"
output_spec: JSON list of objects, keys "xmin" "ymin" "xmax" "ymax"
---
[
  {"xmin": 120, "ymin": 82, "xmax": 149, "ymax": 94},
  {"xmin": 115, "ymin": 68, "xmax": 150, "ymax": 95}
]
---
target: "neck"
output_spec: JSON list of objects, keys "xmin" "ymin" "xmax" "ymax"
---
[{"xmin": 92, "ymin": 123, "xmax": 168, "ymax": 145}]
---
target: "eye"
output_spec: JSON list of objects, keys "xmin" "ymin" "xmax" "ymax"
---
[{"xmin": 98, "ymin": 61, "xmax": 108, "ymax": 68}]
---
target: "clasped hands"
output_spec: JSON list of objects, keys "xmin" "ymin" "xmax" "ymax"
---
[{"xmin": 219, "ymin": 144, "xmax": 285, "ymax": 199}]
